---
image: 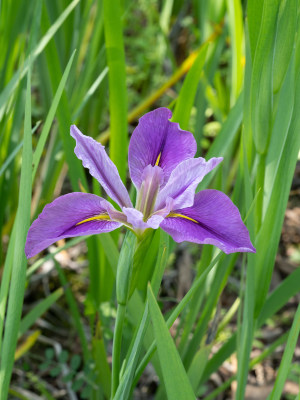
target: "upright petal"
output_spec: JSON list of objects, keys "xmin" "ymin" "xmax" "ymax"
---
[
  {"xmin": 71, "ymin": 125, "xmax": 132, "ymax": 208},
  {"xmin": 160, "ymin": 190, "xmax": 256, "ymax": 254},
  {"xmin": 25, "ymin": 193, "xmax": 122, "ymax": 258},
  {"xmin": 155, "ymin": 157, "xmax": 223, "ymax": 211},
  {"xmin": 128, "ymin": 108, "xmax": 197, "ymax": 188},
  {"xmin": 136, "ymin": 165, "xmax": 164, "ymax": 218}
]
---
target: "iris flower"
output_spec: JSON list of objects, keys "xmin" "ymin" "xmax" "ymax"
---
[{"xmin": 25, "ymin": 108, "xmax": 255, "ymax": 258}]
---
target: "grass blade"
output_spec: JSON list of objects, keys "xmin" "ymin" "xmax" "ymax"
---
[
  {"xmin": 103, "ymin": 0, "xmax": 128, "ymax": 183},
  {"xmin": 0, "ymin": 68, "xmax": 32, "ymax": 399},
  {"xmin": 32, "ymin": 50, "xmax": 76, "ymax": 181},
  {"xmin": 18, "ymin": 288, "xmax": 64, "ymax": 337},
  {"xmin": 147, "ymin": 284, "xmax": 195, "ymax": 400},
  {"xmin": 268, "ymin": 303, "xmax": 300, "ymax": 400},
  {"xmin": 173, "ymin": 43, "xmax": 208, "ymax": 129}
]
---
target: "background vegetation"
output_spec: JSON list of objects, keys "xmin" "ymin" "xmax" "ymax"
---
[{"xmin": 0, "ymin": 0, "xmax": 300, "ymax": 399}]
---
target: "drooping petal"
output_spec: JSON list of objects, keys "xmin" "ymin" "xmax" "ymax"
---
[
  {"xmin": 71, "ymin": 125, "xmax": 132, "ymax": 208},
  {"xmin": 128, "ymin": 108, "xmax": 197, "ymax": 188},
  {"xmin": 160, "ymin": 190, "xmax": 256, "ymax": 254},
  {"xmin": 25, "ymin": 193, "xmax": 122, "ymax": 258},
  {"xmin": 155, "ymin": 157, "xmax": 223, "ymax": 211}
]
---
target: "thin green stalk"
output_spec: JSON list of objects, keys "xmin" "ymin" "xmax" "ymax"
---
[
  {"xmin": 269, "ymin": 303, "xmax": 300, "ymax": 400},
  {"xmin": 0, "ymin": 224, "xmax": 16, "ymax": 352},
  {"xmin": 111, "ymin": 303, "xmax": 126, "ymax": 398},
  {"xmin": 111, "ymin": 232, "xmax": 136, "ymax": 397},
  {"xmin": 236, "ymin": 253, "xmax": 255, "ymax": 399},
  {"xmin": 255, "ymin": 152, "xmax": 266, "ymax": 232}
]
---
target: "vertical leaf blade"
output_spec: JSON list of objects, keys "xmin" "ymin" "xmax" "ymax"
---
[
  {"xmin": 103, "ymin": 0, "xmax": 128, "ymax": 183},
  {"xmin": 0, "ymin": 69, "xmax": 32, "ymax": 399},
  {"xmin": 147, "ymin": 284, "xmax": 196, "ymax": 400}
]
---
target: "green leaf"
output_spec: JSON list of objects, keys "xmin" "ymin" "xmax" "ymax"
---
[
  {"xmin": 187, "ymin": 345, "xmax": 210, "ymax": 392},
  {"xmin": 103, "ymin": 0, "xmax": 128, "ymax": 183},
  {"xmin": 250, "ymin": 0, "xmax": 280, "ymax": 154},
  {"xmin": 269, "ymin": 303, "xmax": 300, "ymax": 400},
  {"xmin": 254, "ymin": 55, "xmax": 300, "ymax": 314},
  {"xmin": 19, "ymin": 288, "xmax": 64, "ymax": 337},
  {"xmin": 58, "ymin": 350, "xmax": 69, "ymax": 364},
  {"xmin": 70, "ymin": 354, "xmax": 81, "ymax": 371},
  {"xmin": 226, "ymin": 0, "xmax": 244, "ymax": 104},
  {"xmin": 147, "ymin": 284, "xmax": 195, "ymax": 400},
  {"xmin": 92, "ymin": 337, "xmax": 112, "ymax": 399},
  {"xmin": 273, "ymin": 0, "xmax": 297, "ymax": 93},
  {"xmin": 173, "ymin": 43, "xmax": 209, "ymax": 129},
  {"xmin": 0, "ymin": 68, "xmax": 33, "ymax": 400},
  {"xmin": 45, "ymin": 348, "xmax": 55, "ymax": 361},
  {"xmin": 32, "ymin": 50, "xmax": 76, "ymax": 182},
  {"xmin": 50, "ymin": 366, "xmax": 61, "ymax": 378},
  {"xmin": 72, "ymin": 378, "xmax": 85, "ymax": 391}
]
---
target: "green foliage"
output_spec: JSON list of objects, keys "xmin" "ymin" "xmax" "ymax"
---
[{"xmin": 0, "ymin": 0, "xmax": 299, "ymax": 399}]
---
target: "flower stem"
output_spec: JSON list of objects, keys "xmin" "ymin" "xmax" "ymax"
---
[{"xmin": 111, "ymin": 303, "xmax": 126, "ymax": 398}]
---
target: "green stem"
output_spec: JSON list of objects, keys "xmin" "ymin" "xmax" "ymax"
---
[
  {"xmin": 111, "ymin": 303, "xmax": 126, "ymax": 398},
  {"xmin": 255, "ymin": 152, "xmax": 266, "ymax": 232}
]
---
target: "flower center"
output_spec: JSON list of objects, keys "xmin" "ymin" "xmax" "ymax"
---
[{"xmin": 136, "ymin": 165, "xmax": 163, "ymax": 220}]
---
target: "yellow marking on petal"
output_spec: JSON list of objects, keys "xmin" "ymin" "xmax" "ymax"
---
[
  {"xmin": 155, "ymin": 152, "xmax": 161, "ymax": 166},
  {"xmin": 167, "ymin": 212, "xmax": 198, "ymax": 224},
  {"xmin": 76, "ymin": 214, "xmax": 111, "ymax": 226}
]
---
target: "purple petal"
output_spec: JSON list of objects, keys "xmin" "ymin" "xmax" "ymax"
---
[
  {"xmin": 128, "ymin": 108, "xmax": 197, "ymax": 188},
  {"xmin": 71, "ymin": 125, "xmax": 132, "ymax": 208},
  {"xmin": 122, "ymin": 207, "xmax": 163, "ymax": 231},
  {"xmin": 25, "ymin": 193, "xmax": 122, "ymax": 258},
  {"xmin": 136, "ymin": 165, "xmax": 164, "ymax": 219},
  {"xmin": 155, "ymin": 157, "xmax": 223, "ymax": 211},
  {"xmin": 122, "ymin": 207, "xmax": 149, "ymax": 231},
  {"xmin": 160, "ymin": 190, "xmax": 256, "ymax": 254}
]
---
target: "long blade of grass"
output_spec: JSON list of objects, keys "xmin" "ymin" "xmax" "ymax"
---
[
  {"xmin": 0, "ymin": 68, "xmax": 32, "ymax": 399},
  {"xmin": 18, "ymin": 288, "xmax": 64, "ymax": 337},
  {"xmin": 32, "ymin": 50, "xmax": 76, "ymax": 182},
  {"xmin": 268, "ymin": 303, "xmax": 300, "ymax": 400},
  {"xmin": 226, "ymin": 0, "xmax": 244, "ymax": 104},
  {"xmin": 273, "ymin": 0, "xmax": 297, "ymax": 93},
  {"xmin": 0, "ymin": 225, "xmax": 16, "ymax": 351},
  {"xmin": 103, "ymin": 0, "xmax": 128, "ymax": 183},
  {"xmin": 172, "ymin": 43, "xmax": 209, "ymax": 129},
  {"xmin": 147, "ymin": 284, "xmax": 196, "ymax": 400},
  {"xmin": 250, "ymin": 0, "xmax": 280, "ymax": 154}
]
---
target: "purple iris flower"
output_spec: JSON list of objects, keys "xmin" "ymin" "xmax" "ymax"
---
[{"xmin": 25, "ymin": 108, "xmax": 255, "ymax": 258}]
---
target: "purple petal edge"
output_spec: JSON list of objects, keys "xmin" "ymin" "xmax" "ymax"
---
[
  {"xmin": 156, "ymin": 157, "xmax": 223, "ymax": 211},
  {"xmin": 160, "ymin": 190, "xmax": 256, "ymax": 254},
  {"xmin": 25, "ymin": 193, "xmax": 122, "ymax": 258},
  {"xmin": 128, "ymin": 108, "xmax": 197, "ymax": 188},
  {"xmin": 70, "ymin": 125, "xmax": 132, "ymax": 208}
]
